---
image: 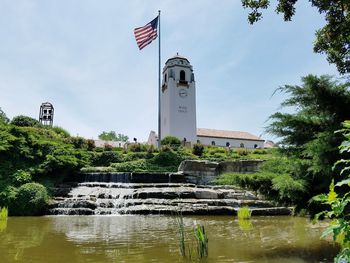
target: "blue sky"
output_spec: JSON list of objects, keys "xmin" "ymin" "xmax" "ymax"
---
[{"xmin": 0, "ymin": 0, "xmax": 339, "ymax": 142}]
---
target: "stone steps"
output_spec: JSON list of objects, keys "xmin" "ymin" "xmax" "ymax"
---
[
  {"xmin": 49, "ymin": 198, "xmax": 274, "ymax": 209},
  {"xmin": 49, "ymin": 205, "xmax": 291, "ymax": 216},
  {"xmin": 48, "ymin": 182, "xmax": 292, "ymax": 216}
]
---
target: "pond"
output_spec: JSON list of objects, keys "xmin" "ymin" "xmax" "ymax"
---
[{"xmin": 0, "ymin": 216, "xmax": 338, "ymax": 263}]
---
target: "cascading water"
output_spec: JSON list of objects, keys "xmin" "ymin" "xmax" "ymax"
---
[{"xmin": 49, "ymin": 173, "xmax": 292, "ymax": 216}]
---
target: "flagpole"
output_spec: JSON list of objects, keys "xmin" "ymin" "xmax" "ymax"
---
[{"xmin": 158, "ymin": 10, "xmax": 161, "ymax": 148}]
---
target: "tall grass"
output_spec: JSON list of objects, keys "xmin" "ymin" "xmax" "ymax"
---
[
  {"xmin": 237, "ymin": 206, "xmax": 251, "ymax": 220},
  {"xmin": 194, "ymin": 224, "xmax": 208, "ymax": 258},
  {"xmin": 175, "ymin": 213, "xmax": 209, "ymax": 259},
  {"xmin": 0, "ymin": 207, "xmax": 8, "ymax": 232},
  {"xmin": 0, "ymin": 207, "xmax": 8, "ymax": 220},
  {"xmin": 175, "ymin": 213, "xmax": 186, "ymax": 257}
]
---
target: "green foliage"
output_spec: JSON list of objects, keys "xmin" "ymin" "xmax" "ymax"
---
[
  {"xmin": 265, "ymin": 75, "xmax": 350, "ymax": 207},
  {"xmin": 312, "ymin": 121, "xmax": 350, "ymax": 262},
  {"xmin": 98, "ymin": 131, "xmax": 128, "ymax": 142},
  {"xmin": 241, "ymin": 0, "xmax": 350, "ymax": 74},
  {"xmin": 237, "ymin": 206, "xmax": 252, "ymax": 220},
  {"xmin": 0, "ymin": 108, "xmax": 9, "ymax": 124},
  {"xmin": 10, "ymin": 183, "xmax": 49, "ymax": 216},
  {"xmin": 11, "ymin": 170, "xmax": 32, "ymax": 186},
  {"xmin": 216, "ymin": 156, "xmax": 308, "ymax": 205},
  {"xmin": 272, "ymin": 174, "xmax": 307, "ymax": 203},
  {"xmin": 128, "ymin": 143, "xmax": 142, "ymax": 152},
  {"xmin": 110, "ymin": 159, "xmax": 177, "ymax": 173},
  {"xmin": 237, "ymin": 149, "xmax": 249, "ymax": 156},
  {"xmin": 192, "ymin": 143, "xmax": 204, "ymax": 156},
  {"xmin": 152, "ymin": 149, "xmax": 182, "ymax": 167},
  {"xmin": 313, "ymin": 180, "xmax": 350, "ymax": 262},
  {"xmin": 161, "ymin": 136, "xmax": 181, "ymax": 148},
  {"xmin": 11, "ymin": 115, "xmax": 40, "ymax": 127},
  {"xmin": 68, "ymin": 136, "xmax": 89, "ymax": 150},
  {"xmin": 91, "ymin": 151, "xmax": 122, "ymax": 166},
  {"xmin": 50, "ymin": 126, "xmax": 70, "ymax": 138},
  {"xmin": 40, "ymin": 145, "xmax": 89, "ymax": 176}
]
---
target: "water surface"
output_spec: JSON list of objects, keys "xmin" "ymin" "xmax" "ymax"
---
[{"xmin": 0, "ymin": 216, "xmax": 338, "ymax": 262}]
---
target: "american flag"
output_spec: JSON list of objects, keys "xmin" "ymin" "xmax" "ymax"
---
[{"xmin": 134, "ymin": 16, "xmax": 158, "ymax": 50}]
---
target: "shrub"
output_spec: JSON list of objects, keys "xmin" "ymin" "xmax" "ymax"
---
[
  {"xmin": 206, "ymin": 146, "xmax": 227, "ymax": 154},
  {"xmin": 0, "ymin": 186, "xmax": 17, "ymax": 208},
  {"xmin": 128, "ymin": 143, "xmax": 142, "ymax": 152},
  {"xmin": 104, "ymin": 143, "xmax": 113, "ymax": 151},
  {"xmin": 272, "ymin": 174, "xmax": 307, "ymax": 204},
  {"xmin": 161, "ymin": 136, "xmax": 181, "ymax": 148},
  {"xmin": 11, "ymin": 170, "xmax": 32, "ymax": 186},
  {"xmin": 147, "ymin": 144, "xmax": 156, "ymax": 153},
  {"xmin": 252, "ymin": 149, "xmax": 267, "ymax": 154},
  {"xmin": 11, "ymin": 115, "xmax": 40, "ymax": 127},
  {"xmin": 215, "ymin": 172, "xmax": 277, "ymax": 197},
  {"xmin": 192, "ymin": 143, "xmax": 204, "ymax": 157},
  {"xmin": 10, "ymin": 183, "xmax": 49, "ymax": 216},
  {"xmin": 206, "ymin": 153, "xmax": 228, "ymax": 162},
  {"xmin": 110, "ymin": 159, "xmax": 177, "ymax": 173},
  {"xmin": 86, "ymin": 139, "xmax": 96, "ymax": 151},
  {"xmin": 80, "ymin": 166, "xmax": 115, "ymax": 173},
  {"xmin": 41, "ymin": 146, "xmax": 89, "ymax": 176},
  {"xmin": 91, "ymin": 151, "xmax": 122, "ymax": 166},
  {"xmin": 69, "ymin": 136, "xmax": 88, "ymax": 150},
  {"xmin": 51, "ymin": 126, "xmax": 70, "ymax": 138},
  {"xmin": 237, "ymin": 149, "xmax": 249, "ymax": 156},
  {"xmin": 123, "ymin": 152, "xmax": 150, "ymax": 161},
  {"xmin": 152, "ymin": 149, "xmax": 181, "ymax": 167}
]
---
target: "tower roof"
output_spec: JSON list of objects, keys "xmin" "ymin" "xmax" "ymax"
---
[{"xmin": 165, "ymin": 53, "xmax": 190, "ymax": 64}]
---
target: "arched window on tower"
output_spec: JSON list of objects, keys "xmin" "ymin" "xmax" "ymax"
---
[
  {"xmin": 180, "ymin": 70, "xmax": 186, "ymax": 81},
  {"xmin": 164, "ymin": 73, "xmax": 167, "ymax": 83}
]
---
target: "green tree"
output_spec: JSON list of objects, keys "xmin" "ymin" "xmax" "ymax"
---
[
  {"xmin": 0, "ymin": 108, "xmax": 9, "ymax": 124},
  {"xmin": 161, "ymin": 136, "xmax": 181, "ymax": 148},
  {"xmin": 11, "ymin": 115, "xmax": 40, "ymax": 127},
  {"xmin": 241, "ymin": 0, "xmax": 350, "ymax": 74},
  {"xmin": 98, "ymin": 131, "xmax": 129, "ymax": 142},
  {"xmin": 267, "ymin": 75, "xmax": 350, "ymax": 208}
]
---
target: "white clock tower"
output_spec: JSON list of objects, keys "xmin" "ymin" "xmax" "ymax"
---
[{"xmin": 160, "ymin": 54, "xmax": 197, "ymax": 143}]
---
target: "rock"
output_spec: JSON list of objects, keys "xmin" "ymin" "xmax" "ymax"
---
[
  {"xmin": 194, "ymin": 189, "xmax": 223, "ymax": 199},
  {"xmin": 217, "ymin": 160, "xmax": 264, "ymax": 174}
]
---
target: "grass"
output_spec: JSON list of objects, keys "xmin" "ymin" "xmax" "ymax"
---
[
  {"xmin": 175, "ymin": 213, "xmax": 186, "ymax": 257},
  {"xmin": 194, "ymin": 224, "xmax": 208, "ymax": 258},
  {"xmin": 237, "ymin": 206, "xmax": 253, "ymax": 231},
  {"xmin": 0, "ymin": 207, "xmax": 8, "ymax": 232},
  {"xmin": 0, "ymin": 207, "xmax": 8, "ymax": 220},
  {"xmin": 175, "ymin": 213, "xmax": 209, "ymax": 260},
  {"xmin": 237, "ymin": 206, "xmax": 252, "ymax": 220}
]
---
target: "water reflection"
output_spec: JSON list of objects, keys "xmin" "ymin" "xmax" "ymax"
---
[{"xmin": 0, "ymin": 216, "xmax": 339, "ymax": 263}]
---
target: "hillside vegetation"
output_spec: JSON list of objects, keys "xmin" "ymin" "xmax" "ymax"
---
[{"xmin": 0, "ymin": 112, "xmax": 272, "ymax": 215}]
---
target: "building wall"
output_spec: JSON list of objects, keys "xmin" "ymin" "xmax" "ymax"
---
[
  {"xmin": 197, "ymin": 136, "xmax": 264, "ymax": 149},
  {"xmin": 147, "ymin": 131, "xmax": 158, "ymax": 147}
]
